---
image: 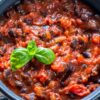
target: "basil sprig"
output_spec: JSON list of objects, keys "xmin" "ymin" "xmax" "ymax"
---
[
  {"xmin": 10, "ymin": 48, "xmax": 32, "ymax": 71},
  {"xmin": 35, "ymin": 47, "xmax": 55, "ymax": 65},
  {"xmin": 27, "ymin": 40, "xmax": 37, "ymax": 56},
  {"xmin": 10, "ymin": 40, "xmax": 55, "ymax": 71}
]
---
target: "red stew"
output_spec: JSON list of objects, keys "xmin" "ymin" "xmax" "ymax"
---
[{"xmin": 0, "ymin": 0, "xmax": 100, "ymax": 100}]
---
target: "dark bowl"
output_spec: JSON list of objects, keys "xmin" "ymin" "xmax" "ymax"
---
[
  {"xmin": 0, "ymin": 0, "xmax": 100, "ymax": 100},
  {"xmin": 0, "ymin": 80, "xmax": 100, "ymax": 100}
]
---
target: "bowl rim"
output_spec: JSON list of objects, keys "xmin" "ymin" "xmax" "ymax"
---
[{"xmin": 0, "ymin": 80, "xmax": 100, "ymax": 100}]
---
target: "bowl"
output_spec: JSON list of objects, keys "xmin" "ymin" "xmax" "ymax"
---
[{"xmin": 0, "ymin": 0, "xmax": 100, "ymax": 100}]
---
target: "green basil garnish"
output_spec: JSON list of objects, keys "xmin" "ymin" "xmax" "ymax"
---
[
  {"xmin": 10, "ymin": 40, "xmax": 55, "ymax": 71},
  {"xmin": 10, "ymin": 48, "xmax": 31, "ymax": 71},
  {"xmin": 35, "ymin": 47, "xmax": 55, "ymax": 65},
  {"xmin": 27, "ymin": 40, "xmax": 37, "ymax": 57}
]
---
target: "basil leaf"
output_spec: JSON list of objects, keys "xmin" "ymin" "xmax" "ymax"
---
[
  {"xmin": 27, "ymin": 40, "xmax": 37, "ymax": 57},
  {"xmin": 35, "ymin": 47, "xmax": 55, "ymax": 65},
  {"xmin": 10, "ymin": 48, "xmax": 31, "ymax": 71},
  {"xmin": 10, "ymin": 40, "xmax": 56, "ymax": 71}
]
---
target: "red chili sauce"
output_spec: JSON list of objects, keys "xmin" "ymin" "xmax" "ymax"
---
[{"xmin": 0, "ymin": 0, "xmax": 100, "ymax": 100}]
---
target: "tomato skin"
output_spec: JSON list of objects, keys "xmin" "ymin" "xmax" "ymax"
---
[
  {"xmin": 38, "ymin": 74, "xmax": 48, "ymax": 83},
  {"xmin": 37, "ymin": 70, "xmax": 48, "ymax": 83},
  {"xmin": 51, "ymin": 64, "xmax": 65, "ymax": 73},
  {"xmin": 34, "ymin": 85, "xmax": 45, "ymax": 97},
  {"xmin": 92, "ymin": 34, "xmax": 100, "ymax": 44},
  {"xmin": 0, "ymin": 65, "xmax": 4, "ymax": 71},
  {"xmin": 69, "ymin": 84, "xmax": 90, "ymax": 97},
  {"xmin": 60, "ymin": 17, "xmax": 72, "ymax": 29},
  {"xmin": 0, "ymin": 60, "xmax": 4, "ymax": 71},
  {"xmin": 51, "ymin": 57, "xmax": 65, "ymax": 73}
]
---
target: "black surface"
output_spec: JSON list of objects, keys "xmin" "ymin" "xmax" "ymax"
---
[
  {"xmin": 0, "ymin": 81, "xmax": 24, "ymax": 100},
  {"xmin": 0, "ymin": 95, "xmax": 8, "ymax": 100},
  {"xmin": 83, "ymin": 0, "xmax": 100, "ymax": 13},
  {"xmin": 0, "ymin": 0, "xmax": 20, "ymax": 15}
]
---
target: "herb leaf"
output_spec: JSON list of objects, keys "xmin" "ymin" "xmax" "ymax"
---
[
  {"xmin": 10, "ymin": 40, "xmax": 56, "ymax": 71},
  {"xmin": 10, "ymin": 48, "xmax": 31, "ymax": 71},
  {"xmin": 27, "ymin": 40, "xmax": 37, "ymax": 57},
  {"xmin": 35, "ymin": 47, "xmax": 55, "ymax": 65}
]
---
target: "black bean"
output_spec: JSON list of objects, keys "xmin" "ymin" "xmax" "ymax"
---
[
  {"xmin": 0, "ymin": 33, "xmax": 3, "ymax": 40},
  {"xmin": 0, "ymin": 47, "xmax": 6, "ymax": 56},
  {"xmin": 82, "ymin": 52, "xmax": 91, "ymax": 58},
  {"xmin": 60, "ymin": 81, "xmax": 65, "ymax": 87},
  {"xmin": 60, "ymin": 63, "xmax": 75, "ymax": 82},
  {"xmin": 23, "ymin": 18, "xmax": 33, "ymax": 25},
  {"xmin": 71, "ymin": 38, "xmax": 87, "ymax": 51},
  {"xmin": 68, "ymin": 92, "xmax": 76, "ymax": 99},
  {"xmin": 80, "ymin": 9, "xmax": 92, "ymax": 21},
  {"xmin": 8, "ymin": 30, "xmax": 16, "ymax": 38},
  {"xmin": 57, "ymin": 43, "xmax": 62, "ymax": 46},
  {"xmin": 79, "ymin": 39, "xmax": 88, "ymax": 52},
  {"xmin": 3, "ymin": 69, "xmax": 11, "ymax": 79},
  {"xmin": 14, "ymin": 6, "xmax": 26, "ymax": 15},
  {"xmin": 15, "ymin": 81, "xmax": 23, "ymax": 88},
  {"xmin": 70, "ymin": 39, "xmax": 78, "ymax": 50},
  {"xmin": 97, "ymin": 79, "xmax": 100, "ymax": 84},
  {"xmin": 20, "ymin": 88, "xmax": 28, "ymax": 93},
  {"xmin": 43, "ymin": 80, "xmax": 50, "ymax": 86},
  {"xmin": 21, "ymin": 72, "xmax": 30, "ymax": 79},
  {"xmin": 81, "ymin": 13, "xmax": 89, "ymax": 21},
  {"xmin": 82, "ymin": 64, "xmax": 88, "ymax": 69},
  {"xmin": 79, "ymin": 39, "xmax": 84, "ymax": 45},
  {"xmin": 3, "ymin": 36, "xmax": 12, "ymax": 43},
  {"xmin": 26, "ymin": 79, "xmax": 33, "ymax": 86},
  {"xmin": 19, "ymin": 10, "xmax": 29, "ymax": 15},
  {"xmin": 88, "ymin": 65, "xmax": 100, "ymax": 84},
  {"xmin": 88, "ymin": 76, "xmax": 97, "ymax": 83},
  {"xmin": 23, "ymin": 61, "xmax": 33, "ymax": 71},
  {"xmin": 40, "ymin": 11, "xmax": 47, "ymax": 17},
  {"xmin": 73, "ymin": 0, "xmax": 80, "ymax": 16},
  {"xmin": 88, "ymin": 33, "xmax": 92, "ymax": 41}
]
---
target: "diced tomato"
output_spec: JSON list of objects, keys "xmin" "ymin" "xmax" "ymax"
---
[
  {"xmin": 77, "ymin": 54, "xmax": 84, "ymax": 63},
  {"xmin": 76, "ymin": 18, "xmax": 83, "ymax": 25},
  {"xmin": 20, "ymin": 41, "xmax": 27, "ymax": 47},
  {"xmin": 37, "ymin": 70, "xmax": 48, "ymax": 83},
  {"xmin": 0, "ymin": 59, "xmax": 5, "ymax": 72},
  {"xmin": 0, "ymin": 63, "xmax": 5, "ymax": 71},
  {"xmin": 92, "ymin": 34, "xmax": 100, "ymax": 44},
  {"xmin": 60, "ymin": 17, "xmax": 72, "ymax": 29},
  {"xmin": 34, "ymin": 86, "xmax": 45, "ymax": 97},
  {"xmin": 45, "ymin": 31, "xmax": 51, "ymax": 40},
  {"xmin": 51, "ymin": 57, "xmax": 66, "ymax": 73},
  {"xmin": 51, "ymin": 64, "xmax": 65, "ymax": 73},
  {"xmin": 69, "ymin": 84, "xmax": 90, "ymax": 97}
]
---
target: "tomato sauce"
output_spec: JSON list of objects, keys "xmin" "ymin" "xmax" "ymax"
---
[{"xmin": 0, "ymin": 0, "xmax": 100, "ymax": 100}]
